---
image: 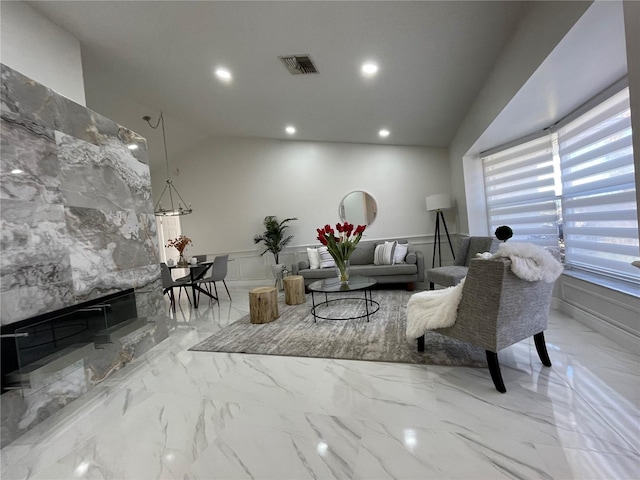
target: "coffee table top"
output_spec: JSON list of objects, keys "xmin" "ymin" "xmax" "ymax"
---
[{"xmin": 308, "ymin": 276, "xmax": 377, "ymax": 293}]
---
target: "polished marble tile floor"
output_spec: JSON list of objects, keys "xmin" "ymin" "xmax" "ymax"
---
[{"xmin": 1, "ymin": 284, "xmax": 639, "ymax": 479}]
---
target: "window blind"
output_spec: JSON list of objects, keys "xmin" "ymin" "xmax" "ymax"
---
[
  {"xmin": 482, "ymin": 135, "xmax": 559, "ymax": 247},
  {"xmin": 555, "ymin": 87, "xmax": 639, "ymax": 281}
]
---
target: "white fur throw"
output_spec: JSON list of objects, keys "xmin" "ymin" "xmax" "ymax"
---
[
  {"xmin": 405, "ymin": 279, "xmax": 465, "ymax": 340},
  {"xmin": 490, "ymin": 242, "xmax": 563, "ymax": 283}
]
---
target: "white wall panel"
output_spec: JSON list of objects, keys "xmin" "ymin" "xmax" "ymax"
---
[
  {"xmin": 0, "ymin": 2, "xmax": 85, "ymax": 105},
  {"xmin": 156, "ymin": 137, "xmax": 451, "ymax": 261}
]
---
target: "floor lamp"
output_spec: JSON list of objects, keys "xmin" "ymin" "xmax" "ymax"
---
[{"xmin": 426, "ymin": 194, "xmax": 455, "ymax": 267}]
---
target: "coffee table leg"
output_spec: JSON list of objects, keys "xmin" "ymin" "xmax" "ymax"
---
[
  {"xmin": 365, "ymin": 290, "xmax": 370, "ymax": 322},
  {"xmin": 311, "ymin": 291, "xmax": 317, "ymax": 322}
]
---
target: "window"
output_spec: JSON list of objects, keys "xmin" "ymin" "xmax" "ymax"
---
[
  {"xmin": 482, "ymin": 84, "xmax": 638, "ymax": 284},
  {"xmin": 483, "ymin": 135, "xmax": 560, "ymax": 248},
  {"xmin": 555, "ymin": 87, "xmax": 638, "ymax": 281}
]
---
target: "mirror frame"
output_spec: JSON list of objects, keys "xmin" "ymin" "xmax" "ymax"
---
[{"xmin": 338, "ymin": 190, "xmax": 378, "ymax": 226}]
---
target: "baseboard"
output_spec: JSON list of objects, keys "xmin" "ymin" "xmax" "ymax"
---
[{"xmin": 556, "ymin": 299, "xmax": 640, "ymax": 355}]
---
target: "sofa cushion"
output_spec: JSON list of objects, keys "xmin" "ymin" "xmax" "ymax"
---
[
  {"xmin": 393, "ymin": 243, "xmax": 409, "ymax": 263},
  {"xmin": 427, "ymin": 266, "xmax": 469, "ymax": 287},
  {"xmin": 374, "ymin": 241, "xmax": 397, "ymax": 265},
  {"xmin": 307, "ymin": 247, "xmax": 320, "ymax": 269},
  {"xmin": 405, "ymin": 252, "xmax": 417, "ymax": 264},
  {"xmin": 350, "ymin": 241, "xmax": 376, "ymax": 265},
  {"xmin": 318, "ymin": 246, "xmax": 335, "ymax": 268},
  {"xmin": 351, "ymin": 264, "xmax": 417, "ymax": 276}
]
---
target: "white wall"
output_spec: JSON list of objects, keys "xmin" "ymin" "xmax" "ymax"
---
[
  {"xmin": 449, "ymin": 1, "xmax": 591, "ymax": 235},
  {"xmin": 0, "ymin": 1, "xmax": 85, "ymax": 105},
  {"xmin": 152, "ymin": 136, "xmax": 451, "ymax": 281}
]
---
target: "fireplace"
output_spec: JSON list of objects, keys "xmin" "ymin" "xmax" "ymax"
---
[{"xmin": 1, "ymin": 289, "xmax": 138, "ymax": 392}]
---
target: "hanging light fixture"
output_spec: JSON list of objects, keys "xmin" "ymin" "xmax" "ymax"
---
[{"xmin": 143, "ymin": 111, "xmax": 193, "ymax": 216}]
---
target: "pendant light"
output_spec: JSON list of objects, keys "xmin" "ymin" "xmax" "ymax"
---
[{"xmin": 143, "ymin": 111, "xmax": 193, "ymax": 216}]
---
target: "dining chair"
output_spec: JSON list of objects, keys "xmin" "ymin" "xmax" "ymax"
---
[
  {"xmin": 175, "ymin": 254, "xmax": 208, "ymax": 283},
  {"xmin": 196, "ymin": 254, "xmax": 231, "ymax": 301},
  {"xmin": 160, "ymin": 263, "xmax": 191, "ymax": 312}
]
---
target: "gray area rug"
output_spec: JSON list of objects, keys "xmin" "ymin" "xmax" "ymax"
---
[{"xmin": 190, "ymin": 289, "xmax": 487, "ymax": 367}]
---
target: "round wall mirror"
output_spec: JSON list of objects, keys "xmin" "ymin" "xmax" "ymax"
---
[{"xmin": 339, "ymin": 190, "xmax": 378, "ymax": 226}]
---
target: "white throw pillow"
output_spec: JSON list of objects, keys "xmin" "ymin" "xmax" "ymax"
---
[
  {"xmin": 318, "ymin": 246, "xmax": 336, "ymax": 268},
  {"xmin": 307, "ymin": 248, "xmax": 321, "ymax": 269},
  {"xmin": 374, "ymin": 241, "xmax": 397, "ymax": 265},
  {"xmin": 393, "ymin": 243, "xmax": 409, "ymax": 264}
]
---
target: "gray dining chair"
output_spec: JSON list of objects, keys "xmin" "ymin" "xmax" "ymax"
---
[
  {"xmin": 160, "ymin": 262, "xmax": 191, "ymax": 312},
  {"xmin": 175, "ymin": 254, "xmax": 208, "ymax": 283},
  {"xmin": 196, "ymin": 254, "xmax": 231, "ymax": 301}
]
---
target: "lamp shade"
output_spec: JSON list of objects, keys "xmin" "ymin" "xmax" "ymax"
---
[{"xmin": 426, "ymin": 194, "xmax": 451, "ymax": 212}]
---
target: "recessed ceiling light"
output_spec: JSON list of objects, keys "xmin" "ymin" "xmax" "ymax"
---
[
  {"xmin": 285, "ymin": 125, "xmax": 296, "ymax": 135},
  {"xmin": 215, "ymin": 67, "xmax": 232, "ymax": 82},
  {"xmin": 361, "ymin": 62, "xmax": 379, "ymax": 77},
  {"xmin": 11, "ymin": 168, "xmax": 23, "ymax": 174},
  {"xmin": 127, "ymin": 144, "xmax": 138, "ymax": 150},
  {"xmin": 379, "ymin": 129, "xmax": 390, "ymax": 138}
]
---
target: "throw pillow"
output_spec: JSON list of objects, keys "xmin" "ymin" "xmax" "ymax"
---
[
  {"xmin": 318, "ymin": 246, "xmax": 336, "ymax": 268},
  {"xmin": 374, "ymin": 241, "xmax": 397, "ymax": 265},
  {"xmin": 393, "ymin": 243, "xmax": 409, "ymax": 264},
  {"xmin": 307, "ymin": 247, "xmax": 321, "ymax": 269}
]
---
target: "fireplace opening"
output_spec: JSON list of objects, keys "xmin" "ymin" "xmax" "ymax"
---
[{"xmin": 1, "ymin": 289, "xmax": 138, "ymax": 392}]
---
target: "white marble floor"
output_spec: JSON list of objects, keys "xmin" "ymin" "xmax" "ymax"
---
[{"xmin": 1, "ymin": 284, "xmax": 639, "ymax": 479}]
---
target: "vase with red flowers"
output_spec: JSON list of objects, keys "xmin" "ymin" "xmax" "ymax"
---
[{"xmin": 316, "ymin": 222, "xmax": 366, "ymax": 283}]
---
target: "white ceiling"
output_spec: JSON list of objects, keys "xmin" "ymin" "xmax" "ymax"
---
[
  {"xmin": 28, "ymin": 1, "xmax": 526, "ymax": 151},
  {"xmin": 27, "ymin": 1, "xmax": 628, "ymax": 164}
]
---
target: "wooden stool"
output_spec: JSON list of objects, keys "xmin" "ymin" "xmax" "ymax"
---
[
  {"xmin": 283, "ymin": 275, "xmax": 305, "ymax": 305},
  {"xmin": 249, "ymin": 286, "xmax": 279, "ymax": 324}
]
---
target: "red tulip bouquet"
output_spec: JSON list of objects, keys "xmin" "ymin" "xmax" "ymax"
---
[{"xmin": 316, "ymin": 222, "xmax": 366, "ymax": 282}]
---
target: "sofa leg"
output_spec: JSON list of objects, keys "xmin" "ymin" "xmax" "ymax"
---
[
  {"xmin": 406, "ymin": 282, "xmax": 415, "ymax": 291},
  {"xmin": 534, "ymin": 332, "xmax": 552, "ymax": 367},
  {"xmin": 486, "ymin": 350, "xmax": 506, "ymax": 393},
  {"xmin": 429, "ymin": 282, "xmax": 434, "ymax": 290},
  {"xmin": 417, "ymin": 335, "xmax": 425, "ymax": 352}
]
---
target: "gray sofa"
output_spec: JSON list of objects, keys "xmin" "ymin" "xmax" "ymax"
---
[{"xmin": 292, "ymin": 240, "xmax": 424, "ymax": 290}]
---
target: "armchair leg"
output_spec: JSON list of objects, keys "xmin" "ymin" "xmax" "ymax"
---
[
  {"xmin": 534, "ymin": 332, "xmax": 552, "ymax": 367},
  {"xmin": 486, "ymin": 351, "xmax": 506, "ymax": 393},
  {"xmin": 417, "ymin": 335, "xmax": 425, "ymax": 352}
]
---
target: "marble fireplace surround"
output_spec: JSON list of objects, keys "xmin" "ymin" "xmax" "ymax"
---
[
  {"xmin": 1, "ymin": 63, "xmax": 163, "ymax": 326},
  {"xmin": 0, "ymin": 64, "xmax": 170, "ymax": 445}
]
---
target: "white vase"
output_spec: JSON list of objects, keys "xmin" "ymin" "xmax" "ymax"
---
[{"xmin": 270, "ymin": 264, "xmax": 285, "ymax": 279}]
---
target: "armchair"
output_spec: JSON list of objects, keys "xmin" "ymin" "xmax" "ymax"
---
[
  {"xmin": 426, "ymin": 236, "xmax": 499, "ymax": 289},
  {"xmin": 417, "ymin": 257, "xmax": 555, "ymax": 392}
]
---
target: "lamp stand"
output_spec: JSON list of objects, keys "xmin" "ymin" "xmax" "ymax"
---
[{"xmin": 431, "ymin": 210, "xmax": 455, "ymax": 268}]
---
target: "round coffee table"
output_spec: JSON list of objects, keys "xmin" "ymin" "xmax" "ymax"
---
[{"xmin": 307, "ymin": 276, "xmax": 380, "ymax": 322}]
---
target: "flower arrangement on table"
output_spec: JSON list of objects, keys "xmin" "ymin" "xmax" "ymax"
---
[
  {"xmin": 166, "ymin": 235, "xmax": 192, "ymax": 266},
  {"xmin": 316, "ymin": 222, "xmax": 366, "ymax": 283}
]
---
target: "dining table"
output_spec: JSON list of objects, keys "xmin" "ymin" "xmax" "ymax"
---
[{"xmin": 168, "ymin": 261, "xmax": 215, "ymax": 308}]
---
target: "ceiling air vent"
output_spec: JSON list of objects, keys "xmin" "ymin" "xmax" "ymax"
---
[{"xmin": 278, "ymin": 54, "xmax": 318, "ymax": 75}]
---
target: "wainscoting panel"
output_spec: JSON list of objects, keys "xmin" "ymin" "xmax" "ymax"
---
[
  {"xmin": 218, "ymin": 234, "xmax": 460, "ymax": 284},
  {"xmin": 557, "ymin": 275, "xmax": 640, "ymax": 353}
]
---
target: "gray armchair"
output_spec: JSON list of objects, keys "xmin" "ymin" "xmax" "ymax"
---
[
  {"xmin": 417, "ymin": 257, "xmax": 555, "ymax": 392},
  {"xmin": 427, "ymin": 236, "xmax": 499, "ymax": 289}
]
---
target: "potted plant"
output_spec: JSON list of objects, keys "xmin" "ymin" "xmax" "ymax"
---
[{"xmin": 254, "ymin": 216, "xmax": 297, "ymax": 279}]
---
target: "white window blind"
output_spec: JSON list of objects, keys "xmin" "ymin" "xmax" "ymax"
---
[
  {"xmin": 555, "ymin": 87, "xmax": 638, "ymax": 281},
  {"xmin": 482, "ymin": 135, "xmax": 560, "ymax": 247}
]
